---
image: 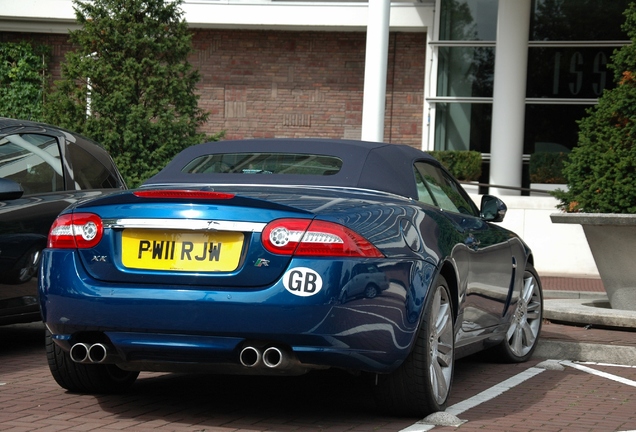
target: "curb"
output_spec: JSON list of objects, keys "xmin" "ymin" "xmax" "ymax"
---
[
  {"xmin": 544, "ymin": 298, "xmax": 636, "ymax": 329},
  {"xmin": 534, "ymin": 340, "xmax": 636, "ymax": 366},
  {"xmin": 536, "ymin": 291, "xmax": 636, "ymax": 365}
]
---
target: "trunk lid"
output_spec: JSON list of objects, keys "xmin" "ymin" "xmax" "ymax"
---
[
  {"xmin": 69, "ymin": 185, "xmax": 405, "ymax": 288},
  {"xmin": 74, "ymin": 188, "xmax": 317, "ymax": 288}
]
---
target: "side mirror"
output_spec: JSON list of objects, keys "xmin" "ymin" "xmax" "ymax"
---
[
  {"xmin": 480, "ymin": 195, "xmax": 507, "ymax": 222},
  {"xmin": 0, "ymin": 178, "xmax": 24, "ymax": 200}
]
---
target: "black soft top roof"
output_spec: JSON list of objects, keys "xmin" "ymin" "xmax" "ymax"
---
[{"xmin": 144, "ymin": 138, "xmax": 437, "ymax": 199}]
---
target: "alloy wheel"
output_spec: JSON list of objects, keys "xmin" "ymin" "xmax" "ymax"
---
[
  {"xmin": 428, "ymin": 284, "xmax": 454, "ymax": 404},
  {"xmin": 506, "ymin": 270, "xmax": 542, "ymax": 357}
]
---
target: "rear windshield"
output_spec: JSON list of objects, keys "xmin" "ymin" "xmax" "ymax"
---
[{"xmin": 182, "ymin": 153, "xmax": 343, "ymax": 176}]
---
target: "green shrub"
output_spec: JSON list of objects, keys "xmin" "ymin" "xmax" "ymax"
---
[
  {"xmin": 553, "ymin": 3, "xmax": 636, "ymax": 213},
  {"xmin": 428, "ymin": 150, "xmax": 482, "ymax": 181},
  {"xmin": 44, "ymin": 0, "xmax": 222, "ymax": 188},
  {"xmin": 0, "ymin": 41, "xmax": 50, "ymax": 121},
  {"xmin": 529, "ymin": 152, "xmax": 568, "ymax": 184}
]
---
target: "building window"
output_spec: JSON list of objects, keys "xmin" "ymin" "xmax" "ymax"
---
[
  {"xmin": 525, "ymin": 0, "xmax": 629, "ymax": 154},
  {"xmin": 437, "ymin": 47, "xmax": 494, "ymax": 98},
  {"xmin": 527, "ymin": 47, "xmax": 616, "ymax": 99},
  {"xmin": 524, "ymin": 104, "xmax": 589, "ymax": 155},
  {"xmin": 433, "ymin": 0, "xmax": 497, "ymax": 153},
  {"xmin": 434, "ymin": 103, "xmax": 492, "ymax": 153},
  {"xmin": 530, "ymin": 0, "xmax": 629, "ymax": 41},
  {"xmin": 439, "ymin": 0, "xmax": 498, "ymax": 41},
  {"xmin": 431, "ymin": 0, "xmax": 630, "ymax": 160}
]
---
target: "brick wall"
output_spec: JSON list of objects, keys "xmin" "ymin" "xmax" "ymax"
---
[{"xmin": 2, "ymin": 29, "xmax": 426, "ymax": 148}]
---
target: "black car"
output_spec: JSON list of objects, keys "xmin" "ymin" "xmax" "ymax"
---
[{"xmin": 0, "ymin": 118, "xmax": 126, "ymax": 325}]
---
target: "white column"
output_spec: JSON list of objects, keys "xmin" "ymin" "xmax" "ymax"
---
[
  {"xmin": 361, "ymin": 0, "xmax": 391, "ymax": 143},
  {"xmin": 489, "ymin": 0, "xmax": 531, "ymax": 196}
]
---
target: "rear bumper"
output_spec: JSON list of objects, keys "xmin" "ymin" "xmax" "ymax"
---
[{"xmin": 39, "ymin": 249, "xmax": 436, "ymax": 373}]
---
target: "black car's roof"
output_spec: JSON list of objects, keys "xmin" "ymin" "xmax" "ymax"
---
[
  {"xmin": 0, "ymin": 117, "xmax": 105, "ymax": 149},
  {"xmin": 0, "ymin": 117, "xmax": 57, "ymax": 137},
  {"xmin": 144, "ymin": 138, "xmax": 437, "ymax": 199}
]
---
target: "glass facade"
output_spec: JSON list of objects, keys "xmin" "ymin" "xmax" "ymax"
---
[
  {"xmin": 526, "ymin": 47, "xmax": 615, "ymax": 99},
  {"xmin": 433, "ymin": 0, "xmax": 630, "ymax": 165},
  {"xmin": 439, "ymin": 0, "xmax": 498, "ymax": 41},
  {"xmin": 530, "ymin": 1, "xmax": 628, "ymax": 41},
  {"xmin": 436, "ymin": 47, "xmax": 494, "ymax": 98},
  {"xmin": 434, "ymin": 103, "xmax": 492, "ymax": 152},
  {"xmin": 523, "ymin": 104, "xmax": 589, "ymax": 155}
]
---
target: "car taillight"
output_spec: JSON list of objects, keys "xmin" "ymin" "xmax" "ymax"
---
[
  {"xmin": 133, "ymin": 190, "xmax": 235, "ymax": 199},
  {"xmin": 48, "ymin": 213, "xmax": 104, "ymax": 249},
  {"xmin": 262, "ymin": 218, "xmax": 384, "ymax": 258}
]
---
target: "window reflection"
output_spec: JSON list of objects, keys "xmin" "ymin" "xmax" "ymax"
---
[
  {"xmin": 524, "ymin": 104, "xmax": 589, "ymax": 153},
  {"xmin": 440, "ymin": 0, "xmax": 498, "ymax": 41},
  {"xmin": 434, "ymin": 103, "xmax": 492, "ymax": 153},
  {"xmin": 527, "ymin": 47, "xmax": 616, "ymax": 99},
  {"xmin": 531, "ymin": 0, "xmax": 629, "ymax": 41},
  {"xmin": 0, "ymin": 134, "xmax": 63, "ymax": 195},
  {"xmin": 414, "ymin": 162, "xmax": 478, "ymax": 217},
  {"xmin": 437, "ymin": 47, "xmax": 494, "ymax": 98}
]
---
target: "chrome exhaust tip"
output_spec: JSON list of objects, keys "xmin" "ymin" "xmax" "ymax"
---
[
  {"xmin": 239, "ymin": 346, "xmax": 261, "ymax": 367},
  {"xmin": 87, "ymin": 343, "xmax": 109, "ymax": 363},
  {"xmin": 263, "ymin": 346, "xmax": 286, "ymax": 368},
  {"xmin": 69, "ymin": 343, "xmax": 91, "ymax": 363}
]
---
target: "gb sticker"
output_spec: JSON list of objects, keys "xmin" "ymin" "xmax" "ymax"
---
[{"xmin": 283, "ymin": 267, "xmax": 323, "ymax": 297}]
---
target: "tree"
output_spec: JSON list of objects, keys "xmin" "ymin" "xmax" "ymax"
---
[
  {"xmin": 45, "ymin": 0, "xmax": 221, "ymax": 187},
  {"xmin": 554, "ymin": 3, "xmax": 636, "ymax": 213},
  {"xmin": 0, "ymin": 41, "xmax": 49, "ymax": 121}
]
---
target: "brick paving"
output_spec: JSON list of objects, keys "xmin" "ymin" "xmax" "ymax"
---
[
  {"xmin": 1, "ymin": 277, "xmax": 635, "ymax": 432},
  {"xmin": 435, "ymin": 361, "xmax": 636, "ymax": 432},
  {"xmin": 541, "ymin": 276, "xmax": 605, "ymax": 293},
  {"xmin": 541, "ymin": 320, "xmax": 636, "ymax": 347}
]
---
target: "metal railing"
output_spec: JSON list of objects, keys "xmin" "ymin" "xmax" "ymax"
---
[{"xmin": 459, "ymin": 181, "xmax": 561, "ymax": 196}]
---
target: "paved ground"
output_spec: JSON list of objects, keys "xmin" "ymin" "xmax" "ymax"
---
[{"xmin": 1, "ymin": 276, "xmax": 635, "ymax": 432}]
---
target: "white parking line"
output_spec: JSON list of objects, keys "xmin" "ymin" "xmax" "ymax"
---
[
  {"xmin": 579, "ymin": 361, "xmax": 636, "ymax": 369},
  {"xmin": 446, "ymin": 367, "xmax": 546, "ymax": 416},
  {"xmin": 561, "ymin": 360, "xmax": 636, "ymax": 388},
  {"xmin": 400, "ymin": 366, "xmax": 546, "ymax": 432},
  {"xmin": 401, "ymin": 360, "xmax": 636, "ymax": 432}
]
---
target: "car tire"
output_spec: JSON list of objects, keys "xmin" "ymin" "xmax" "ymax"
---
[
  {"xmin": 373, "ymin": 275, "xmax": 454, "ymax": 417},
  {"xmin": 364, "ymin": 284, "xmax": 379, "ymax": 299},
  {"xmin": 495, "ymin": 263, "xmax": 543, "ymax": 363},
  {"xmin": 45, "ymin": 329, "xmax": 139, "ymax": 393}
]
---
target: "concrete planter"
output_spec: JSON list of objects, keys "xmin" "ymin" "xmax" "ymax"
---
[{"xmin": 551, "ymin": 213, "xmax": 636, "ymax": 311}]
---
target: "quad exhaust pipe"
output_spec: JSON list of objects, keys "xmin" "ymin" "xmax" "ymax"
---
[
  {"xmin": 70, "ymin": 342, "xmax": 115, "ymax": 364},
  {"xmin": 239, "ymin": 345, "xmax": 292, "ymax": 369},
  {"xmin": 263, "ymin": 346, "xmax": 290, "ymax": 369},
  {"xmin": 239, "ymin": 346, "xmax": 262, "ymax": 367},
  {"xmin": 69, "ymin": 340, "xmax": 312, "ymax": 374}
]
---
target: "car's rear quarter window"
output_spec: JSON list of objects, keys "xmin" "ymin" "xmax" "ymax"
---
[{"xmin": 0, "ymin": 133, "xmax": 64, "ymax": 194}]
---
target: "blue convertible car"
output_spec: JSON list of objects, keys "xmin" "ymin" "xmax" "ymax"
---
[{"xmin": 39, "ymin": 139, "xmax": 543, "ymax": 417}]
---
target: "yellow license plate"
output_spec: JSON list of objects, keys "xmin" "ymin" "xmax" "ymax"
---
[{"xmin": 121, "ymin": 229, "xmax": 244, "ymax": 272}]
